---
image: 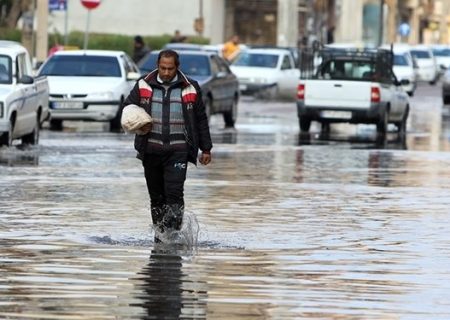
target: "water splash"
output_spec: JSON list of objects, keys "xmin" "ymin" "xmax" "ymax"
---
[{"xmin": 153, "ymin": 210, "xmax": 199, "ymax": 249}]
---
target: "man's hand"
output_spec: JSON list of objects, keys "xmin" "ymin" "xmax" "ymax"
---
[
  {"xmin": 199, "ymin": 152, "xmax": 211, "ymax": 165},
  {"xmin": 136, "ymin": 122, "xmax": 152, "ymax": 135}
]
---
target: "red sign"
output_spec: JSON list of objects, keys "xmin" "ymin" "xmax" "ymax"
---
[{"xmin": 81, "ymin": 0, "xmax": 100, "ymax": 9}]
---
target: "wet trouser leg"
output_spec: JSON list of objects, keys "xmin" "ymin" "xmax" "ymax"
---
[{"xmin": 143, "ymin": 152, "xmax": 188, "ymax": 234}]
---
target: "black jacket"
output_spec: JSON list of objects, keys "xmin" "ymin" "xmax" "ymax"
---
[{"xmin": 123, "ymin": 70, "xmax": 212, "ymax": 165}]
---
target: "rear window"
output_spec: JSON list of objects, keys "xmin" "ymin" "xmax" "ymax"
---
[
  {"xmin": 410, "ymin": 50, "xmax": 431, "ymax": 59},
  {"xmin": 432, "ymin": 48, "xmax": 450, "ymax": 57},
  {"xmin": 316, "ymin": 59, "xmax": 375, "ymax": 81},
  {"xmin": 0, "ymin": 55, "xmax": 12, "ymax": 84},
  {"xmin": 39, "ymin": 55, "xmax": 121, "ymax": 77},
  {"xmin": 394, "ymin": 54, "xmax": 409, "ymax": 66},
  {"xmin": 232, "ymin": 53, "xmax": 279, "ymax": 68}
]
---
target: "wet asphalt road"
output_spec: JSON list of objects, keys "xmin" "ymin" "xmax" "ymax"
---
[{"xmin": 0, "ymin": 83, "xmax": 450, "ymax": 319}]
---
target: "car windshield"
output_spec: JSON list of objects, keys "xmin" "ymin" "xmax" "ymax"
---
[
  {"xmin": 232, "ymin": 52, "xmax": 279, "ymax": 68},
  {"xmin": 139, "ymin": 53, "xmax": 211, "ymax": 77},
  {"xmin": 315, "ymin": 59, "xmax": 376, "ymax": 81},
  {"xmin": 432, "ymin": 48, "xmax": 450, "ymax": 57},
  {"xmin": 410, "ymin": 50, "xmax": 431, "ymax": 59},
  {"xmin": 0, "ymin": 55, "xmax": 12, "ymax": 84},
  {"xmin": 39, "ymin": 55, "xmax": 121, "ymax": 77},
  {"xmin": 394, "ymin": 54, "xmax": 409, "ymax": 66}
]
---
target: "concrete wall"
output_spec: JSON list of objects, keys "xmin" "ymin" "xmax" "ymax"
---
[{"xmin": 48, "ymin": 0, "xmax": 225, "ymax": 44}]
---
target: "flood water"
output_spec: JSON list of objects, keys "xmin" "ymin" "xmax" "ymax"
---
[{"xmin": 1, "ymin": 84, "xmax": 450, "ymax": 319}]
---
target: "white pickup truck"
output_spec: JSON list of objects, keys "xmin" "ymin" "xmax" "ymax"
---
[
  {"xmin": 297, "ymin": 47, "xmax": 410, "ymax": 137},
  {"xmin": 0, "ymin": 41, "xmax": 49, "ymax": 147}
]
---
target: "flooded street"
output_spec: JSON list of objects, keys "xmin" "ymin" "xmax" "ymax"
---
[{"xmin": 1, "ymin": 83, "xmax": 450, "ymax": 319}]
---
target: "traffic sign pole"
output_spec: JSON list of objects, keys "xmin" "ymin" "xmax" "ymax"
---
[
  {"xmin": 80, "ymin": 0, "xmax": 100, "ymax": 50},
  {"xmin": 83, "ymin": 9, "xmax": 91, "ymax": 50}
]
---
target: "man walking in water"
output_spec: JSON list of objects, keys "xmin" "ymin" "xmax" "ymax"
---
[{"xmin": 123, "ymin": 49, "xmax": 212, "ymax": 242}]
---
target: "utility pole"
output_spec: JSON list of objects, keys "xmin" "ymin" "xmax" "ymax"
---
[
  {"xmin": 378, "ymin": 0, "xmax": 385, "ymax": 46},
  {"xmin": 35, "ymin": 0, "xmax": 48, "ymax": 62}
]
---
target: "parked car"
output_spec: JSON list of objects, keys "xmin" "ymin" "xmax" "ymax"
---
[
  {"xmin": 163, "ymin": 43, "xmax": 203, "ymax": 51},
  {"xmin": 410, "ymin": 45, "xmax": 438, "ymax": 84},
  {"xmin": 37, "ymin": 50, "xmax": 140, "ymax": 131},
  {"xmin": 297, "ymin": 47, "xmax": 410, "ymax": 138},
  {"xmin": 229, "ymin": 48, "xmax": 300, "ymax": 100},
  {"xmin": 441, "ymin": 68, "xmax": 450, "ymax": 104},
  {"xmin": 430, "ymin": 44, "xmax": 450, "ymax": 72},
  {"xmin": 138, "ymin": 50, "xmax": 239, "ymax": 127},
  {"xmin": 0, "ymin": 41, "xmax": 49, "ymax": 147}
]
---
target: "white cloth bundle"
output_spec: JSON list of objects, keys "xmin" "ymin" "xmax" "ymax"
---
[{"xmin": 121, "ymin": 104, "xmax": 152, "ymax": 135}]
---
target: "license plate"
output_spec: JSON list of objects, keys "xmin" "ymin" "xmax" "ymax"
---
[
  {"xmin": 321, "ymin": 111, "xmax": 352, "ymax": 119},
  {"xmin": 52, "ymin": 101, "xmax": 84, "ymax": 109},
  {"xmin": 239, "ymin": 84, "xmax": 247, "ymax": 91}
]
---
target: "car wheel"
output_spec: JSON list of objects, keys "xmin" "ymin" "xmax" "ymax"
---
[
  {"xmin": 0, "ymin": 117, "xmax": 15, "ymax": 147},
  {"xmin": 396, "ymin": 106, "xmax": 409, "ymax": 137},
  {"xmin": 376, "ymin": 110, "xmax": 388, "ymax": 137},
  {"xmin": 22, "ymin": 115, "xmax": 40, "ymax": 145},
  {"xmin": 223, "ymin": 97, "xmax": 238, "ymax": 128},
  {"xmin": 443, "ymin": 95, "xmax": 450, "ymax": 105},
  {"xmin": 50, "ymin": 119, "xmax": 63, "ymax": 131},
  {"xmin": 299, "ymin": 117, "xmax": 311, "ymax": 133},
  {"xmin": 321, "ymin": 122, "xmax": 330, "ymax": 134},
  {"xmin": 203, "ymin": 96, "xmax": 211, "ymax": 123},
  {"xmin": 110, "ymin": 100, "xmax": 124, "ymax": 132}
]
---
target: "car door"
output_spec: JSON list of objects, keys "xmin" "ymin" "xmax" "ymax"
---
[
  {"xmin": 278, "ymin": 53, "xmax": 300, "ymax": 98},
  {"xmin": 383, "ymin": 68, "xmax": 402, "ymax": 119},
  {"xmin": 213, "ymin": 55, "xmax": 237, "ymax": 110},
  {"xmin": 14, "ymin": 52, "xmax": 36, "ymax": 135},
  {"xmin": 208, "ymin": 56, "xmax": 225, "ymax": 110}
]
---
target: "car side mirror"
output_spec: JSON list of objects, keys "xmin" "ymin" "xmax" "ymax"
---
[
  {"xmin": 440, "ymin": 64, "xmax": 447, "ymax": 71},
  {"xmin": 127, "ymin": 72, "xmax": 141, "ymax": 81},
  {"xmin": 19, "ymin": 75, "xmax": 34, "ymax": 84},
  {"xmin": 216, "ymin": 71, "xmax": 227, "ymax": 78},
  {"xmin": 400, "ymin": 79, "xmax": 410, "ymax": 85}
]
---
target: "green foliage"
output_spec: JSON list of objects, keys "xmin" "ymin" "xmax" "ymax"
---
[
  {"xmin": 0, "ymin": 28, "xmax": 21, "ymax": 41},
  {"xmin": 49, "ymin": 31, "xmax": 209, "ymax": 55},
  {"xmin": 1, "ymin": 28, "xmax": 210, "ymax": 55}
]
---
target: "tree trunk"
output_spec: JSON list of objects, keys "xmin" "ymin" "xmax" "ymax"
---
[{"xmin": 5, "ymin": 0, "xmax": 32, "ymax": 29}]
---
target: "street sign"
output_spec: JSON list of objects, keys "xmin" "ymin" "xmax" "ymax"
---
[
  {"xmin": 398, "ymin": 22, "xmax": 410, "ymax": 37},
  {"xmin": 49, "ymin": 0, "xmax": 67, "ymax": 11},
  {"xmin": 80, "ymin": 0, "xmax": 101, "ymax": 10}
]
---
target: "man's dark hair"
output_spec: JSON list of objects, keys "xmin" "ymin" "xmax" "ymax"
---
[
  {"xmin": 158, "ymin": 49, "xmax": 180, "ymax": 67},
  {"xmin": 134, "ymin": 35, "xmax": 144, "ymax": 44}
]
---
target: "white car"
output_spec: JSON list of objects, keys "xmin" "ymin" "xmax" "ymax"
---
[
  {"xmin": 230, "ymin": 48, "xmax": 300, "ymax": 100},
  {"xmin": 0, "ymin": 41, "xmax": 49, "ymax": 146},
  {"xmin": 430, "ymin": 44, "xmax": 450, "ymax": 72},
  {"xmin": 38, "ymin": 50, "xmax": 140, "ymax": 131},
  {"xmin": 384, "ymin": 44, "xmax": 417, "ymax": 96},
  {"xmin": 410, "ymin": 45, "xmax": 438, "ymax": 84}
]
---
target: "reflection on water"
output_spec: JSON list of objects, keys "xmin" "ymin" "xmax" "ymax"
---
[
  {"xmin": 0, "ymin": 147, "xmax": 40, "ymax": 167},
  {"xmin": 132, "ymin": 248, "xmax": 207, "ymax": 319},
  {"xmin": 1, "ymin": 87, "xmax": 450, "ymax": 318}
]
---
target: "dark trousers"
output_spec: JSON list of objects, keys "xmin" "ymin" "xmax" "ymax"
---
[{"xmin": 143, "ymin": 151, "xmax": 188, "ymax": 231}]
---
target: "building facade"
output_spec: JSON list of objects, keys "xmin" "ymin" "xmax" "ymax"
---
[{"xmin": 47, "ymin": 0, "xmax": 450, "ymax": 48}]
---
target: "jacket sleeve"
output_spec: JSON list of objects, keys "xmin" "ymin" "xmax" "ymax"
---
[
  {"xmin": 192, "ymin": 81, "xmax": 213, "ymax": 152},
  {"xmin": 123, "ymin": 81, "xmax": 141, "ymax": 109}
]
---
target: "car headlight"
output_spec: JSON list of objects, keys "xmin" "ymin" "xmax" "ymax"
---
[
  {"xmin": 253, "ymin": 77, "xmax": 268, "ymax": 84},
  {"xmin": 0, "ymin": 102, "xmax": 3, "ymax": 118},
  {"xmin": 88, "ymin": 91, "xmax": 114, "ymax": 100}
]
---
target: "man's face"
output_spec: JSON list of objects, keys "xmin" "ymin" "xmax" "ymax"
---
[{"xmin": 158, "ymin": 56, "xmax": 177, "ymax": 83}]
